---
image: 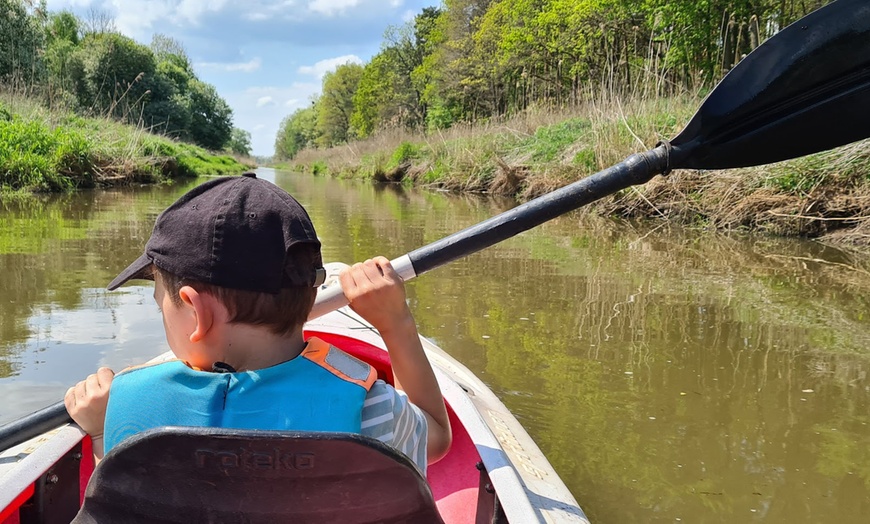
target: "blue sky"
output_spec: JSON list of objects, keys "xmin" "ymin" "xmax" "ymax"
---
[{"xmin": 46, "ymin": 0, "xmax": 438, "ymax": 156}]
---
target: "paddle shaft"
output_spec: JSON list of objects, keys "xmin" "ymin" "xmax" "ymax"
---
[
  {"xmin": 0, "ymin": 401, "xmax": 69, "ymax": 451},
  {"xmin": 309, "ymin": 146, "xmax": 669, "ymax": 318}
]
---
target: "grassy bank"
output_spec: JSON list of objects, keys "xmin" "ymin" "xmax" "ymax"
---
[
  {"xmin": 0, "ymin": 93, "xmax": 253, "ymax": 193},
  {"xmin": 280, "ymin": 97, "xmax": 870, "ymax": 246}
]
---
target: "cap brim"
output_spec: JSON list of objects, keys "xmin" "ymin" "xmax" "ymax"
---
[{"xmin": 107, "ymin": 253, "xmax": 153, "ymax": 290}]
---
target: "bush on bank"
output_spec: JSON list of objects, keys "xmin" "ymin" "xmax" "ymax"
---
[{"xmin": 0, "ymin": 97, "xmax": 251, "ymax": 193}]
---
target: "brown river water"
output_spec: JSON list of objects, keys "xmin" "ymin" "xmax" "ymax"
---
[{"xmin": 1, "ymin": 168, "xmax": 869, "ymax": 522}]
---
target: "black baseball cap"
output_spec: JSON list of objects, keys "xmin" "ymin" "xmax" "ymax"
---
[{"xmin": 108, "ymin": 172, "xmax": 325, "ymax": 292}]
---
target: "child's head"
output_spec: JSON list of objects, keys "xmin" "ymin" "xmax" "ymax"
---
[{"xmin": 108, "ymin": 173, "xmax": 325, "ymax": 337}]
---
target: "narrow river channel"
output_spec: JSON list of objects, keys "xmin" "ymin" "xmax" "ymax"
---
[{"xmin": 1, "ymin": 167, "xmax": 869, "ymax": 522}]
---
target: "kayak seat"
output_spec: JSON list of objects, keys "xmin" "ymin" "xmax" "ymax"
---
[{"xmin": 73, "ymin": 426, "xmax": 444, "ymax": 524}]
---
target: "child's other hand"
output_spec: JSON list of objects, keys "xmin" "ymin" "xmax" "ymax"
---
[
  {"xmin": 64, "ymin": 367, "xmax": 114, "ymax": 438},
  {"xmin": 339, "ymin": 257, "xmax": 413, "ymax": 334}
]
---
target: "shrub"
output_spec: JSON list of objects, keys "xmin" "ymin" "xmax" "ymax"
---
[
  {"xmin": 390, "ymin": 142, "xmax": 422, "ymax": 167},
  {"xmin": 0, "ymin": 117, "xmax": 95, "ymax": 191},
  {"xmin": 311, "ymin": 160, "xmax": 328, "ymax": 175}
]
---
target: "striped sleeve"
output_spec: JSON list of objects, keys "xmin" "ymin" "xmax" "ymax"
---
[{"xmin": 360, "ymin": 380, "xmax": 428, "ymax": 475}]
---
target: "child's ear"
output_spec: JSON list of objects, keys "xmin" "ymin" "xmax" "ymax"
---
[{"xmin": 178, "ymin": 286, "xmax": 214, "ymax": 343}]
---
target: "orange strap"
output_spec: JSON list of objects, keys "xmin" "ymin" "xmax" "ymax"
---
[{"xmin": 302, "ymin": 337, "xmax": 377, "ymax": 390}]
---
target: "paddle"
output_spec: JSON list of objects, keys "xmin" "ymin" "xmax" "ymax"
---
[
  {"xmin": 312, "ymin": 0, "xmax": 870, "ymax": 317},
  {"xmin": 1, "ymin": 0, "xmax": 869, "ymax": 453}
]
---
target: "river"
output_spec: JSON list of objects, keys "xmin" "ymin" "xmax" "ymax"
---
[{"xmin": 1, "ymin": 168, "xmax": 869, "ymax": 522}]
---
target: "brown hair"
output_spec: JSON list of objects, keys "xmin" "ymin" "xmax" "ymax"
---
[{"xmin": 153, "ymin": 245, "xmax": 319, "ymax": 336}]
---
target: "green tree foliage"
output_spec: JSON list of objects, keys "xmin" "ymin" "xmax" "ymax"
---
[
  {"xmin": 146, "ymin": 34, "xmax": 195, "ymax": 138},
  {"xmin": 351, "ymin": 53, "xmax": 400, "ymax": 138},
  {"xmin": 0, "ymin": 0, "xmax": 44, "ymax": 83},
  {"xmin": 185, "ymin": 79, "xmax": 233, "ymax": 151},
  {"xmin": 150, "ymin": 33, "xmax": 192, "ymax": 73},
  {"xmin": 351, "ymin": 8, "xmax": 442, "ymax": 138},
  {"xmin": 316, "ymin": 62, "xmax": 364, "ymax": 147},
  {"xmin": 276, "ymin": 0, "xmax": 836, "ymax": 152},
  {"xmin": 0, "ymin": 3, "xmax": 236, "ymax": 151},
  {"xmin": 43, "ymin": 10, "xmax": 81, "ymax": 96},
  {"xmin": 275, "ymin": 105, "xmax": 319, "ymax": 160},
  {"xmin": 643, "ymin": 0, "xmax": 830, "ymax": 86},
  {"xmin": 69, "ymin": 33, "xmax": 157, "ymax": 118},
  {"xmin": 226, "ymin": 127, "xmax": 252, "ymax": 156}
]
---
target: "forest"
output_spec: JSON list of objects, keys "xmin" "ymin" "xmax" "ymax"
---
[{"xmin": 275, "ymin": 0, "xmax": 833, "ymax": 159}]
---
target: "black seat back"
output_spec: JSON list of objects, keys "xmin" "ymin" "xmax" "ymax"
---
[{"xmin": 73, "ymin": 427, "xmax": 444, "ymax": 524}]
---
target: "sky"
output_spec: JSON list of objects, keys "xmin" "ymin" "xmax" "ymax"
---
[{"xmin": 45, "ymin": 0, "xmax": 439, "ymax": 157}]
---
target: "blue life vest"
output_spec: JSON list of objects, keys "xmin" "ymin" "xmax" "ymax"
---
[{"xmin": 103, "ymin": 337, "xmax": 377, "ymax": 453}]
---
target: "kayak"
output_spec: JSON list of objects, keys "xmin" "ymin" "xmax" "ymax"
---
[{"xmin": 0, "ymin": 265, "xmax": 589, "ymax": 524}]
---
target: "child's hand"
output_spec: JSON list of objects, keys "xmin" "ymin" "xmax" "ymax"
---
[
  {"xmin": 64, "ymin": 367, "xmax": 114, "ymax": 439},
  {"xmin": 339, "ymin": 257, "xmax": 413, "ymax": 334},
  {"xmin": 340, "ymin": 257, "xmax": 452, "ymax": 462}
]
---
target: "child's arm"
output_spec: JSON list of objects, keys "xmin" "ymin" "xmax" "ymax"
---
[
  {"xmin": 340, "ymin": 257, "xmax": 452, "ymax": 462},
  {"xmin": 64, "ymin": 367, "xmax": 114, "ymax": 461}
]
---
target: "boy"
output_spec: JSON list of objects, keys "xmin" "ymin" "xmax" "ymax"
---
[{"xmin": 64, "ymin": 173, "xmax": 451, "ymax": 474}]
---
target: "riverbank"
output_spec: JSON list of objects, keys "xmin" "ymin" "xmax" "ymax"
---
[
  {"xmin": 278, "ymin": 97, "xmax": 870, "ymax": 246},
  {"xmin": 0, "ymin": 93, "xmax": 253, "ymax": 193}
]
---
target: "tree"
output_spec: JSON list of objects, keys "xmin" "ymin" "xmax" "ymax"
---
[
  {"xmin": 147, "ymin": 37, "xmax": 195, "ymax": 137},
  {"xmin": 351, "ymin": 53, "xmax": 400, "ymax": 138},
  {"xmin": 150, "ymin": 33, "xmax": 191, "ymax": 73},
  {"xmin": 184, "ymin": 79, "xmax": 233, "ymax": 150},
  {"xmin": 81, "ymin": 6, "xmax": 115, "ymax": 35},
  {"xmin": 44, "ymin": 9, "xmax": 80, "ymax": 46},
  {"xmin": 69, "ymin": 33, "xmax": 156, "ymax": 118},
  {"xmin": 316, "ymin": 62, "xmax": 363, "ymax": 147},
  {"xmin": 43, "ymin": 10, "xmax": 81, "ymax": 96},
  {"xmin": 275, "ymin": 105, "xmax": 319, "ymax": 160},
  {"xmin": 0, "ymin": 0, "xmax": 44, "ymax": 83},
  {"xmin": 227, "ymin": 127, "xmax": 252, "ymax": 156}
]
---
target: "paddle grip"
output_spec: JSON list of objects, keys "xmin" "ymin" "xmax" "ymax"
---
[
  {"xmin": 407, "ymin": 145, "xmax": 670, "ymax": 277},
  {"xmin": 307, "ymin": 255, "xmax": 417, "ymax": 321}
]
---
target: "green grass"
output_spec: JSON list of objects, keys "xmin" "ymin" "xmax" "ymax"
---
[
  {"xmin": 520, "ymin": 118, "xmax": 591, "ymax": 163},
  {"xmin": 0, "ymin": 95, "xmax": 250, "ymax": 193},
  {"xmin": 0, "ymin": 116, "xmax": 93, "ymax": 191}
]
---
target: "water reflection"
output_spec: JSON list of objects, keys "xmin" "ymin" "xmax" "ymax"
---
[{"xmin": 1, "ymin": 169, "xmax": 868, "ymax": 522}]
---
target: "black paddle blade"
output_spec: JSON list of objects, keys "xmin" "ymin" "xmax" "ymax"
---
[{"xmin": 670, "ymin": 0, "xmax": 870, "ymax": 170}]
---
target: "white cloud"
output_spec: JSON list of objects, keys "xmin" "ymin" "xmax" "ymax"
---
[
  {"xmin": 48, "ymin": 0, "xmax": 419, "ymax": 49},
  {"xmin": 52, "ymin": 0, "xmax": 231, "ymax": 39},
  {"xmin": 307, "ymin": 0, "xmax": 363, "ymax": 16},
  {"xmin": 225, "ymin": 83, "xmax": 321, "ymax": 156},
  {"xmin": 256, "ymin": 96, "xmax": 275, "ymax": 107},
  {"xmin": 284, "ymin": 98, "xmax": 300, "ymax": 108},
  {"xmin": 47, "ymin": 0, "xmax": 94, "ymax": 7},
  {"xmin": 196, "ymin": 57, "xmax": 262, "ymax": 73},
  {"xmin": 104, "ymin": 0, "xmax": 172, "ymax": 38},
  {"xmin": 297, "ymin": 55, "xmax": 362, "ymax": 79},
  {"xmin": 176, "ymin": 0, "xmax": 230, "ymax": 24},
  {"xmin": 242, "ymin": 0, "xmax": 299, "ymax": 21}
]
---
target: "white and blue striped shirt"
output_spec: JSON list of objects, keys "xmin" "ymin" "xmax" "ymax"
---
[{"xmin": 360, "ymin": 380, "xmax": 429, "ymax": 475}]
